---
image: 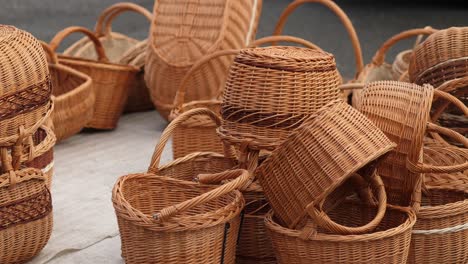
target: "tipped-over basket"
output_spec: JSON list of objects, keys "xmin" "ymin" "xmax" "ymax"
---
[
  {"xmin": 112, "ymin": 169, "xmax": 250, "ymax": 264},
  {"xmin": 256, "ymin": 100, "xmax": 395, "ymax": 231},
  {"xmin": 50, "ymin": 26, "xmax": 138, "ymax": 129}
]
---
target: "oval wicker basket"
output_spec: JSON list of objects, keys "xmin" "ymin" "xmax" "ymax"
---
[
  {"xmin": 112, "ymin": 169, "xmax": 249, "ymax": 264},
  {"xmin": 41, "ymin": 42, "xmax": 95, "ymax": 141},
  {"xmin": 266, "ymin": 200, "xmax": 416, "ymax": 264},
  {"xmin": 218, "ymin": 46, "xmax": 341, "ymax": 151},
  {"xmin": 0, "ymin": 167, "xmax": 53, "ymax": 264},
  {"xmin": 50, "ymin": 26, "xmax": 138, "ymax": 130},
  {"xmin": 354, "ymin": 81, "xmax": 468, "ymax": 212},
  {"xmin": 256, "ymin": 100, "xmax": 394, "ymax": 231},
  {"xmin": 145, "ymin": 0, "xmax": 263, "ymax": 120}
]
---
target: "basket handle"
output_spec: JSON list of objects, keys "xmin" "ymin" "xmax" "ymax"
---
[
  {"xmin": 171, "ymin": 49, "xmax": 240, "ymax": 115},
  {"xmin": 371, "ymin": 27, "xmax": 436, "ymax": 66},
  {"xmin": 95, "ymin": 2, "xmax": 153, "ymax": 37},
  {"xmin": 407, "ymin": 122, "xmax": 468, "ymax": 174},
  {"xmin": 147, "ymin": 108, "xmax": 224, "ymax": 174},
  {"xmin": 273, "ymin": 0, "xmax": 364, "ymax": 77},
  {"xmin": 249, "ymin": 35, "xmax": 322, "ymax": 50},
  {"xmin": 305, "ymin": 172, "xmax": 387, "ymax": 235},
  {"xmin": 40, "ymin": 41, "xmax": 59, "ymax": 65},
  {"xmin": 153, "ymin": 169, "xmax": 251, "ymax": 221},
  {"xmin": 49, "ymin": 26, "xmax": 109, "ymax": 62}
]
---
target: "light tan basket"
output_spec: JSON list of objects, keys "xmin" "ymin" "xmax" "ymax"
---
[
  {"xmin": 218, "ymin": 46, "xmax": 341, "ymax": 151},
  {"xmin": 355, "ymin": 81, "xmax": 468, "ymax": 212},
  {"xmin": 50, "ymin": 26, "xmax": 138, "ymax": 129},
  {"xmin": 41, "ymin": 42, "xmax": 94, "ymax": 141},
  {"xmin": 145, "ymin": 0, "xmax": 263, "ymax": 120},
  {"xmin": 256, "ymin": 100, "xmax": 394, "ymax": 231},
  {"xmin": 112, "ymin": 169, "xmax": 250, "ymax": 264}
]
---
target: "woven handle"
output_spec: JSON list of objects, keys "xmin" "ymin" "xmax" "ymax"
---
[
  {"xmin": 40, "ymin": 41, "xmax": 59, "ymax": 64},
  {"xmin": 274, "ymin": 0, "xmax": 363, "ymax": 77},
  {"xmin": 305, "ymin": 173, "xmax": 387, "ymax": 235},
  {"xmin": 147, "ymin": 108, "xmax": 223, "ymax": 173},
  {"xmin": 153, "ymin": 169, "xmax": 251, "ymax": 221},
  {"xmin": 407, "ymin": 123, "xmax": 468, "ymax": 174},
  {"xmin": 49, "ymin": 26, "xmax": 109, "ymax": 62},
  {"xmin": 371, "ymin": 27, "xmax": 436, "ymax": 66},
  {"xmin": 95, "ymin": 2, "xmax": 153, "ymax": 37},
  {"xmin": 249, "ymin": 35, "xmax": 322, "ymax": 50},
  {"xmin": 171, "ymin": 49, "xmax": 240, "ymax": 114}
]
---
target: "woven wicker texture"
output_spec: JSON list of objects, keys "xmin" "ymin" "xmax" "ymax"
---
[
  {"xmin": 145, "ymin": 0, "xmax": 263, "ymax": 120},
  {"xmin": 354, "ymin": 81, "xmax": 468, "ymax": 212},
  {"xmin": 219, "ymin": 46, "xmax": 341, "ymax": 151},
  {"xmin": 112, "ymin": 169, "xmax": 250, "ymax": 264},
  {"xmin": 50, "ymin": 26, "xmax": 138, "ymax": 130},
  {"xmin": 41, "ymin": 42, "xmax": 95, "ymax": 141},
  {"xmin": 0, "ymin": 25, "xmax": 52, "ymax": 138},
  {"xmin": 265, "ymin": 201, "xmax": 416, "ymax": 264},
  {"xmin": 0, "ymin": 164, "xmax": 53, "ymax": 264},
  {"xmin": 392, "ymin": 50, "xmax": 412, "ymax": 82},
  {"xmin": 256, "ymin": 100, "xmax": 395, "ymax": 230},
  {"xmin": 409, "ymin": 27, "xmax": 468, "ymax": 136},
  {"xmin": 353, "ymin": 27, "xmax": 437, "ymax": 106},
  {"xmin": 408, "ymin": 144, "xmax": 468, "ymax": 264}
]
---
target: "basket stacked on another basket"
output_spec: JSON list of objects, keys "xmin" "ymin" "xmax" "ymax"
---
[{"xmin": 0, "ymin": 25, "xmax": 54, "ymax": 264}]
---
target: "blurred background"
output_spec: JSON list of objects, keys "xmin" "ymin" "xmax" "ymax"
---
[{"xmin": 1, "ymin": 0, "xmax": 467, "ymax": 78}]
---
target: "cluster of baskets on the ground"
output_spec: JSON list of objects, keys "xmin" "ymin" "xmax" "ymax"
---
[{"xmin": 0, "ymin": 0, "xmax": 466, "ymax": 263}]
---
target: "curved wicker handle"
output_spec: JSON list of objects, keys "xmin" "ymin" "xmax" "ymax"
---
[
  {"xmin": 154, "ymin": 169, "xmax": 251, "ymax": 221},
  {"xmin": 371, "ymin": 27, "xmax": 436, "ymax": 66},
  {"xmin": 40, "ymin": 41, "xmax": 59, "ymax": 64},
  {"xmin": 147, "ymin": 108, "xmax": 222, "ymax": 174},
  {"xmin": 407, "ymin": 123, "xmax": 468, "ymax": 174},
  {"xmin": 306, "ymin": 173, "xmax": 387, "ymax": 235},
  {"xmin": 95, "ymin": 2, "xmax": 153, "ymax": 37},
  {"xmin": 249, "ymin": 35, "xmax": 322, "ymax": 50},
  {"xmin": 49, "ymin": 26, "xmax": 109, "ymax": 62},
  {"xmin": 274, "ymin": 0, "xmax": 364, "ymax": 77},
  {"xmin": 171, "ymin": 49, "xmax": 240, "ymax": 114}
]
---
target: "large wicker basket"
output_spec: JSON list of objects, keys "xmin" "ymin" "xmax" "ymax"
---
[
  {"xmin": 112, "ymin": 169, "xmax": 250, "ymax": 264},
  {"xmin": 256, "ymin": 100, "xmax": 394, "ymax": 231},
  {"xmin": 0, "ymin": 166, "xmax": 53, "ymax": 264},
  {"xmin": 218, "ymin": 46, "xmax": 341, "ymax": 151},
  {"xmin": 145, "ymin": 0, "xmax": 263, "ymax": 120},
  {"xmin": 355, "ymin": 81, "xmax": 468, "ymax": 212},
  {"xmin": 50, "ymin": 26, "xmax": 138, "ymax": 129},
  {"xmin": 41, "ymin": 42, "xmax": 94, "ymax": 141}
]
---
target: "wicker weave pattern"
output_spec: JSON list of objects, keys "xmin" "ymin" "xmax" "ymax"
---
[
  {"xmin": 145, "ymin": 0, "xmax": 262, "ymax": 120},
  {"xmin": 256, "ymin": 100, "xmax": 395, "ymax": 228},
  {"xmin": 219, "ymin": 46, "xmax": 341, "ymax": 150}
]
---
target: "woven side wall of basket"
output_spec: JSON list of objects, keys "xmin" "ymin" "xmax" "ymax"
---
[
  {"xmin": 219, "ymin": 46, "xmax": 341, "ymax": 151},
  {"xmin": 145, "ymin": 0, "xmax": 263, "ymax": 120}
]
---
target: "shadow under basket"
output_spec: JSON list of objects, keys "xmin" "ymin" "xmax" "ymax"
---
[{"xmin": 266, "ymin": 200, "xmax": 416, "ymax": 264}]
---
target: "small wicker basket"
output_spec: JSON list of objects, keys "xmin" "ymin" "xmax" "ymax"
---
[
  {"xmin": 50, "ymin": 26, "xmax": 138, "ymax": 129},
  {"xmin": 112, "ymin": 169, "xmax": 250, "ymax": 264},
  {"xmin": 145, "ymin": 0, "xmax": 263, "ymax": 120}
]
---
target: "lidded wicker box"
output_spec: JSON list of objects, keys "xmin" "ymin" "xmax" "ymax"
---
[{"xmin": 218, "ymin": 46, "xmax": 341, "ymax": 151}]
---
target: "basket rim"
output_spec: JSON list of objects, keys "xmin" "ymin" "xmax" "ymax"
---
[
  {"xmin": 57, "ymin": 54, "xmax": 139, "ymax": 73},
  {"xmin": 49, "ymin": 62, "xmax": 92, "ymax": 102}
]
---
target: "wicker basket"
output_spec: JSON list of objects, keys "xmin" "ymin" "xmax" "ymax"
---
[
  {"xmin": 273, "ymin": 0, "xmax": 365, "ymax": 101},
  {"xmin": 145, "ymin": 0, "xmax": 263, "ymax": 120},
  {"xmin": 256, "ymin": 100, "xmax": 394, "ymax": 231},
  {"xmin": 409, "ymin": 27, "xmax": 468, "ymax": 137},
  {"xmin": 392, "ymin": 50, "xmax": 412, "ymax": 82},
  {"xmin": 407, "ymin": 145, "xmax": 468, "ymax": 264},
  {"xmin": 170, "ymin": 36, "xmax": 320, "ymax": 159},
  {"xmin": 355, "ymin": 81, "xmax": 468, "ymax": 211},
  {"xmin": 266, "ymin": 199, "xmax": 416, "ymax": 264},
  {"xmin": 218, "ymin": 46, "xmax": 341, "ymax": 151},
  {"xmin": 112, "ymin": 169, "xmax": 250, "ymax": 264},
  {"xmin": 352, "ymin": 27, "xmax": 437, "ymax": 106},
  {"xmin": 0, "ymin": 165, "xmax": 53, "ymax": 264},
  {"xmin": 50, "ymin": 26, "xmax": 138, "ymax": 129},
  {"xmin": 41, "ymin": 42, "xmax": 95, "ymax": 141}
]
